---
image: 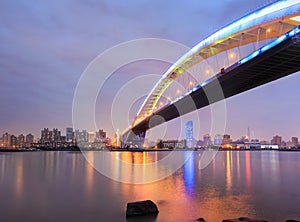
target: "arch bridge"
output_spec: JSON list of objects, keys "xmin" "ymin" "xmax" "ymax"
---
[{"xmin": 122, "ymin": 0, "xmax": 300, "ymax": 147}]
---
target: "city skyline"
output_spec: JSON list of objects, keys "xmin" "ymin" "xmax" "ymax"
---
[
  {"xmin": 1, "ymin": 0, "xmax": 300, "ymax": 141},
  {"xmin": 1, "ymin": 125, "xmax": 300, "ymax": 144}
]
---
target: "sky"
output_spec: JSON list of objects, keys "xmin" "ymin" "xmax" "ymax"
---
[{"xmin": 1, "ymin": 0, "xmax": 300, "ymax": 142}]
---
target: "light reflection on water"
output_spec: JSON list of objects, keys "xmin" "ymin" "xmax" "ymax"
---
[{"xmin": 0, "ymin": 151, "xmax": 300, "ymax": 221}]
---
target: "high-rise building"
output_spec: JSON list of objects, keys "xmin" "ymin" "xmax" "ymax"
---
[
  {"xmin": 214, "ymin": 134, "xmax": 223, "ymax": 145},
  {"xmin": 75, "ymin": 130, "xmax": 88, "ymax": 142},
  {"xmin": 66, "ymin": 128, "xmax": 74, "ymax": 142},
  {"xmin": 185, "ymin": 121, "xmax": 193, "ymax": 148},
  {"xmin": 222, "ymin": 134, "xmax": 232, "ymax": 144},
  {"xmin": 2, "ymin": 132, "xmax": 10, "ymax": 147},
  {"xmin": 98, "ymin": 129, "xmax": 106, "ymax": 140},
  {"xmin": 203, "ymin": 134, "xmax": 211, "ymax": 147},
  {"xmin": 17, "ymin": 134, "xmax": 25, "ymax": 147},
  {"xmin": 271, "ymin": 135, "xmax": 282, "ymax": 147},
  {"xmin": 196, "ymin": 140, "xmax": 203, "ymax": 147},
  {"xmin": 41, "ymin": 128, "xmax": 51, "ymax": 143},
  {"xmin": 116, "ymin": 129, "xmax": 121, "ymax": 147},
  {"xmin": 40, "ymin": 128, "xmax": 61, "ymax": 144},
  {"xmin": 74, "ymin": 130, "xmax": 80, "ymax": 142},
  {"xmin": 10, "ymin": 135, "xmax": 18, "ymax": 148},
  {"xmin": 26, "ymin": 133, "xmax": 34, "ymax": 147},
  {"xmin": 247, "ymin": 127, "xmax": 251, "ymax": 141},
  {"xmin": 52, "ymin": 128, "xmax": 61, "ymax": 142},
  {"xmin": 291, "ymin": 137, "xmax": 298, "ymax": 147},
  {"xmin": 88, "ymin": 131, "xmax": 95, "ymax": 143}
]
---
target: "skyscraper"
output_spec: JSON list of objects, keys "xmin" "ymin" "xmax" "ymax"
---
[
  {"xmin": 17, "ymin": 134, "xmax": 25, "ymax": 147},
  {"xmin": 203, "ymin": 134, "xmax": 211, "ymax": 147},
  {"xmin": 10, "ymin": 135, "xmax": 17, "ymax": 148},
  {"xmin": 41, "ymin": 128, "xmax": 51, "ymax": 143},
  {"xmin": 66, "ymin": 128, "xmax": 74, "ymax": 142},
  {"xmin": 26, "ymin": 133, "xmax": 34, "ymax": 147},
  {"xmin": 2, "ymin": 132, "xmax": 10, "ymax": 147},
  {"xmin": 40, "ymin": 128, "xmax": 61, "ymax": 144},
  {"xmin": 98, "ymin": 129, "xmax": 106, "ymax": 140},
  {"xmin": 291, "ymin": 137, "xmax": 298, "ymax": 147},
  {"xmin": 74, "ymin": 130, "xmax": 88, "ymax": 143},
  {"xmin": 116, "ymin": 129, "xmax": 121, "ymax": 147},
  {"xmin": 214, "ymin": 134, "xmax": 223, "ymax": 145},
  {"xmin": 247, "ymin": 127, "xmax": 251, "ymax": 141},
  {"xmin": 88, "ymin": 131, "xmax": 95, "ymax": 143},
  {"xmin": 52, "ymin": 128, "xmax": 61, "ymax": 142},
  {"xmin": 222, "ymin": 134, "xmax": 232, "ymax": 144},
  {"xmin": 271, "ymin": 135, "xmax": 282, "ymax": 147},
  {"xmin": 185, "ymin": 121, "xmax": 193, "ymax": 148}
]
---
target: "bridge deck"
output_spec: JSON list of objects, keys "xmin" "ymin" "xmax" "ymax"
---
[{"xmin": 130, "ymin": 32, "xmax": 300, "ymax": 135}]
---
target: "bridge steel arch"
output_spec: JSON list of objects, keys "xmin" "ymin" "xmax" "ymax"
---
[{"xmin": 133, "ymin": 0, "xmax": 300, "ymax": 127}]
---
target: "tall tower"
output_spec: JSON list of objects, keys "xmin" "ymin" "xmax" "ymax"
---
[
  {"xmin": 66, "ymin": 128, "xmax": 74, "ymax": 142},
  {"xmin": 185, "ymin": 121, "xmax": 193, "ymax": 148},
  {"xmin": 116, "ymin": 129, "xmax": 121, "ymax": 147},
  {"xmin": 247, "ymin": 127, "xmax": 250, "ymax": 141}
]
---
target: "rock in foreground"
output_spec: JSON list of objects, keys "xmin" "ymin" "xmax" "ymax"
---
[
  {"xmin": 222, "ymin": 217, "xmax": 268, "ymax": 222},
  {"xmin": 126, "ymin": 200, "xmax": 159, "ymax": 217}
]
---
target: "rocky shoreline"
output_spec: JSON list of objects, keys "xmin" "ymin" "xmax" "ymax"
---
[
  {"xmin": 126, "ymin": 200, "xmax": 299, "ymax": 222},
  {"xmin": 197, "ymin": 217, "xmax": 300, "ymax": 222}
]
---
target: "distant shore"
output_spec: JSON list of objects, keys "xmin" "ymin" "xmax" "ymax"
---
[{"xmin": 1, "ymin": 147, "xmax": 300, "ymax": 153}]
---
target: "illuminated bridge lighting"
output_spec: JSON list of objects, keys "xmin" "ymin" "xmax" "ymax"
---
[
  {"xmin": 291, "ymin": 15, "xmax": 300, "ymax": 22},
  {"xmin": 158, "ymin": 25, "xmax": 300, "ymax": 110},
  {"xmin": 239, "ymin": 25, "xmax": 300, "ymax": 65},
  {"xmin": 132, "ymin": 0, "xmax": 300, "ymax": 129}
]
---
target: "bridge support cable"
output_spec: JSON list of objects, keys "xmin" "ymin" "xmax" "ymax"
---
[
  {"xmin": 131, "ymin": 1, "xmax": 300, "ymax": 133},
  {"xmin": 256, "ymin": 27, "xmax": 262, "ymax": 50}
]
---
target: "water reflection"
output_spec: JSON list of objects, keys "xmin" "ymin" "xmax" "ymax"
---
[
  {"xmin": 15, "ymin": 155, "xmax": 23, "ymax": 201},
  {"xmin": 0, "ymin": 151, "xmax": 300, "ymax": 221},
  {"xmin": 226, "ymin": 151, "xmax": 232, "ymax": 191},
  {"xmin": 183, "ymin": 151, "xmax": 195, "ymax": 197},
  {"xmin": 237, "ymin": 151, "xmax": 240, "ymax": 183},
  {"xmin": 245, "ymin": 151, "xmax": 252, "ymax": 189},
  {"xmin": 85, "ymin": 152, "xmax": 95, "ymax": 197}
]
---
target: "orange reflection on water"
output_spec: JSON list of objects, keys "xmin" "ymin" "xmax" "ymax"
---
[
  {"xmin": 15, "ymin": 155, "xmax": 23, "ymax": 201},
  {"xmin": 245, "ymin": 151, "xmax": 252, "ymax": 188},
  {"xmin": 112, "ymin": 151, "xmax": 158, "ymax": 164},
  {"xmin": 200, "ymin": 192, "xmax": 254, "ymax": 221},
  {"xmin": 226, "ymin": 151, "xmax": 232, "ymax": 191},
  {"xmin": 237, "ymin": 151, "xmax": 240, "ymax": 182},
  {"xmin": 0, "ymin": 155, "xmax": 5, "ymax": 184},
  {"xmin": 114, "ymin": 151, "xmax": 255, "ymax": 221},
  {"xmin": 85, "ymin": 152, "xmax": 94, "ymax": 196}
]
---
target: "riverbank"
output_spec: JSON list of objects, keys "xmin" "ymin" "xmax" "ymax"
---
[{"xmin": 1, "ymin": 147, "xmax": 300, "ymax": 152}]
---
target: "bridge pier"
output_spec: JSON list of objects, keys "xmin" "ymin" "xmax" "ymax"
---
[{"xmin": 122, "ymin": 130, "xmax": 146, "ymax": 148}]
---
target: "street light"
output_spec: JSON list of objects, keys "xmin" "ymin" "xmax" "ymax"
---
[{"xmin": 229, "ymin": 53, "xmax": 235, "ymax": 59}]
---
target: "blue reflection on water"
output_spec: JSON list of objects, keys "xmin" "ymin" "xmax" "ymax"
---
[{"xmin": 183, "ymin": 151, "xmax": 195, "ymax": 196}]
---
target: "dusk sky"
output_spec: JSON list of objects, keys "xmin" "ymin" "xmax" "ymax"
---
[{"xmin": 1, "ymin": 0, "xmax": 300, "ymax": 141}]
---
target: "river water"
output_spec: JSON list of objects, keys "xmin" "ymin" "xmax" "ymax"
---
[{"xmin": 0, "ymin": 150, "xmax": 299, "ymax": 222}]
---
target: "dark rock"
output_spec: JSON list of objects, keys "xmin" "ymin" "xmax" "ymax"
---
[
  {"xmin": 223, "ymin": 218, "xmax": 268, "ymax": 222},
  {"xmin": 126, "ymin": 200, "xmax": 159, "ymax": 217},
  {"xmin": 286, "ymin": 220, "xmax": 300, "ymax": 222},
  {"xmin": 222, "ymin": 220, "xmax": 240, "ymax": 222},
  {"xmin": 238, "ymin": 218, "xmax": 251, "ymax": 221},
  {"xmin": 196, "ymin": 218, "xmax": 206, "ymax": 221}
]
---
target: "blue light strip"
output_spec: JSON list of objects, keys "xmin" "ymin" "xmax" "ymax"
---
[
  {"xmin": 239, "ymin": 25, "xmax": 300, "ymax": 65},
  {"xmin": 168, "ymin": 25, "xmax": 300, "ymax": 107},
  {"xmin": 135, "ymin": 1, "xmax": 300, "ymax": 119}
]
